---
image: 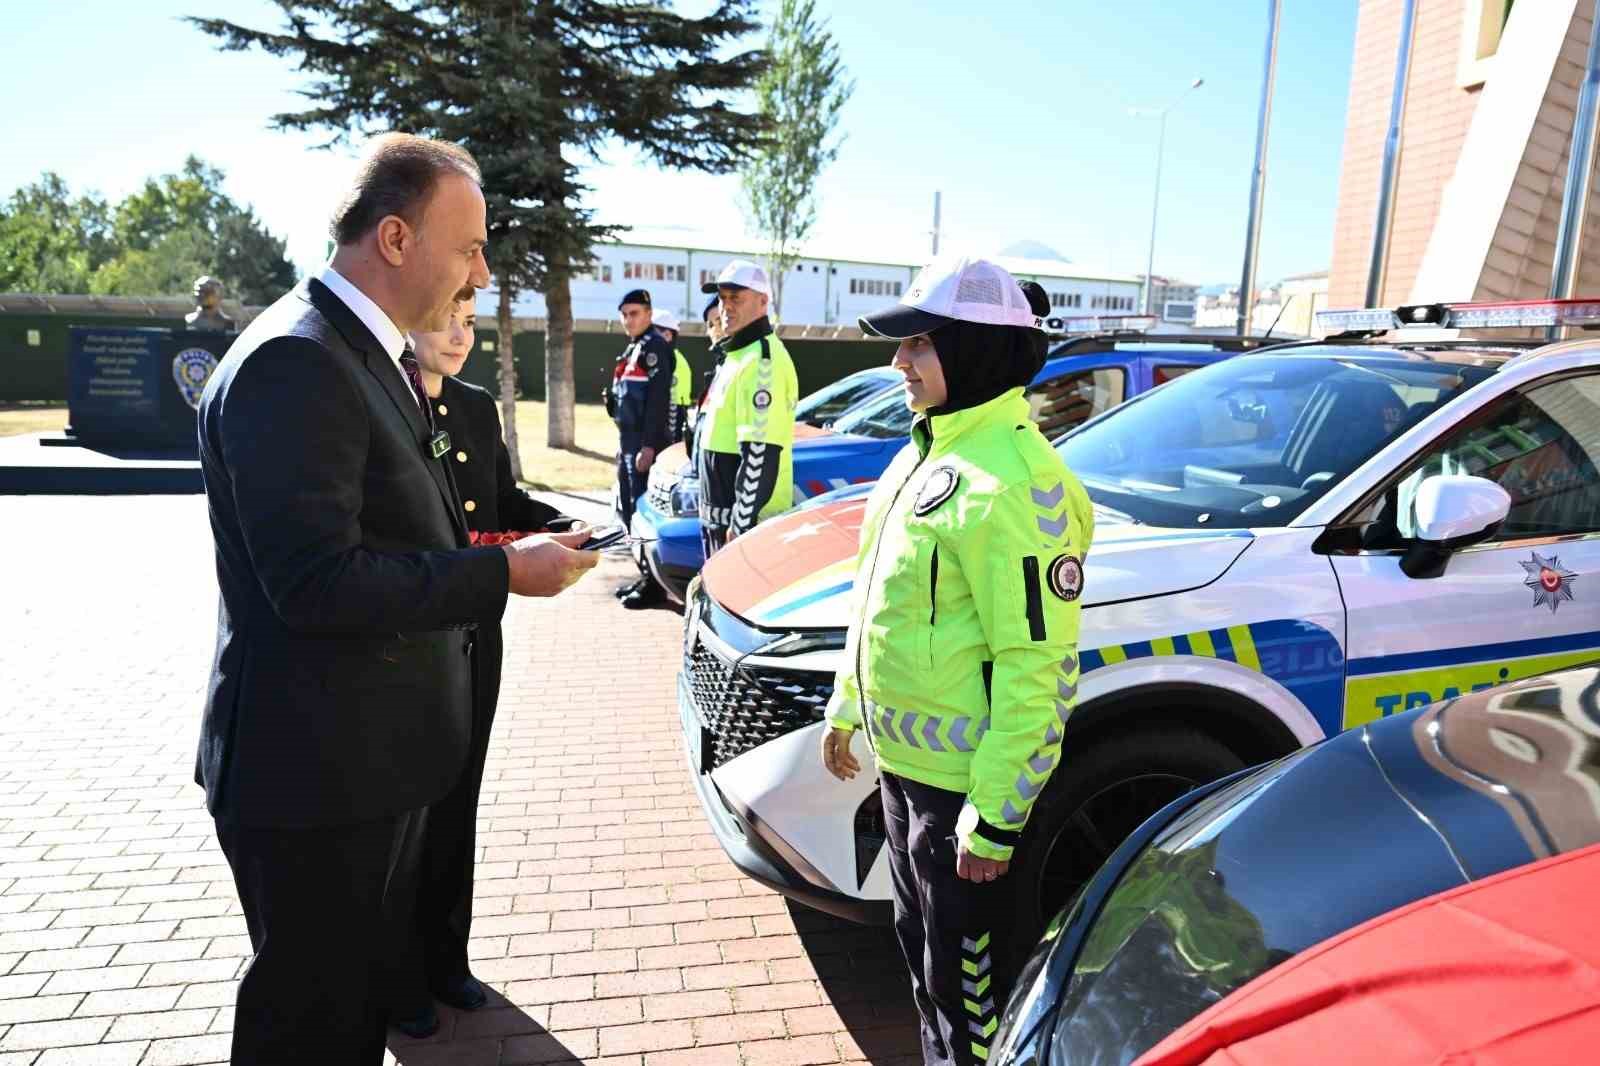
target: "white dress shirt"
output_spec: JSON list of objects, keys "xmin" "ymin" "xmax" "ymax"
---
[{"xmin": 317, "ymin": 264, "xmax": 419, "ymax": 409}]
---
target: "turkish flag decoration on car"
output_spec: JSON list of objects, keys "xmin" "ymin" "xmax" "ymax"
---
[{"xmin": 1134, "ymin": 841, "xmax": 1600, "ymax": 1066}]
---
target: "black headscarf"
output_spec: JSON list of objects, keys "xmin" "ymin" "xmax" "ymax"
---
[{"xmin": 927, "ymin": 281, "xmax": 1051, "ymax": 416}]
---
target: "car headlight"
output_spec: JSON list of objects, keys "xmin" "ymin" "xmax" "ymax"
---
[{"xmin": 671, "ymin": 478, "xmax": 701, "ymax": 517}]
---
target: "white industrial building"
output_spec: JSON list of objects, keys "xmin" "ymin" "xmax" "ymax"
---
[{"xmin": 478, "ymin": 227, "xmax": 1143, "ymax": 330}]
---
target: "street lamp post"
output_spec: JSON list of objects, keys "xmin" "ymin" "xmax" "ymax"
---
[{"xmin": 1136, "ymin": 78, "xmax": 1204, "ymax": 317}]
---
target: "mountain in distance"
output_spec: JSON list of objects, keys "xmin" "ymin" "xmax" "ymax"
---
[{"xmin": 997, "ymin": 240, "xmax": 1072, "ymax": 263}]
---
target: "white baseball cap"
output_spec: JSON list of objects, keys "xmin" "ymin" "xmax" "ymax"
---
[
  {"xmin": 651, "ymin": 308, "xmax": 681, "ymax": 332},
  {"xmin": 701, "ymin": 259, "xmax": 772, "ymax": 297},
  {"xmin": 860, "ymin": 254, "xmax": 1042, "ymax": 339}
]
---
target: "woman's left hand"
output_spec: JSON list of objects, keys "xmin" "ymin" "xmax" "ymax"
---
[{"xmin": 956, "ymin": 844, "xmax": 1009, "ymax": 883}]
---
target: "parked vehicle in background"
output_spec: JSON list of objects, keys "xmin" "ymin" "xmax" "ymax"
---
[
  {"xmin": 991, "ymin": 664, "xmax": 1600, "ymax": 1066},
  {"xmin": 677, "ymin": 299, "xmax": 1600, "ymax": 964},
  {"xmin": 633, "ymin": 328, "xmax": 1268, "ymax": 603},
  {"xmin": 793, "ymin": 366, "xmax": 901, "ymax": 428}
]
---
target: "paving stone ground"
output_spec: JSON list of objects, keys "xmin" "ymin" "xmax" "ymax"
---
[{"xmin": 0, "ymin": 495, "xmax": 919, "ymax": 1066}]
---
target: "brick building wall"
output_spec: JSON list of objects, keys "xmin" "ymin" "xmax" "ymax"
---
[
  {"xmin": 1328, "ymin": 1, "xmax": 1482, "ymax": 308},
  {"xmin": 1474, "ymin": 6, "xmax": 1600, "ymax": 301}
]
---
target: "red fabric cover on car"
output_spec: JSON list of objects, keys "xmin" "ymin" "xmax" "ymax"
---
[{"xmin": 1133, "ymin": 841, "xmax": 1600, "ymax": 1066}]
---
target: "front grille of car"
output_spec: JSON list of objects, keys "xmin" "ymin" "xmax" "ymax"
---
[
  {"xmin": 685, "ymin": 634, "xmax": 833, "ymax": 769},
  {"xmin": 646, "ymin": 483, "xmax": 673, "ymax": 514}
]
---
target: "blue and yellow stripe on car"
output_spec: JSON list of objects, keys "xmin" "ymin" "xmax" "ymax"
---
[
  {"xmin": 1082, "ymin": 619, "xmax": 1347, "ymax": 736},
  {"xmin": 1342, "ymin": 629, "xmax": 1600, "ymax": 729}
]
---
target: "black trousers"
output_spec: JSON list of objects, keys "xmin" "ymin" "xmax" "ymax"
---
[
  {"xmin": 881, "ymin": 773, "xmax": 1017, "ymax": 1066},
  {"xmin": 217, "ymin": 808, "xmax": 427, "ymax": 1065},
  {"xmin": 616, "ymin": 429, "xmax": 646, "ymax": 526},
  {"xmin": 394, "ymin": 623, "xmax": 502, "ymax": 1011}
]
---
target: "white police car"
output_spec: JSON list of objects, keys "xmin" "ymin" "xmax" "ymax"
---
[{"xmin": 678, "ymin": 298, "xmax": 1600, "ymax": 951}]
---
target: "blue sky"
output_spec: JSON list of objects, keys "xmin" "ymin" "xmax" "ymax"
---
[{"xmin": 1, "ymin": 1, "xmax": 1357, "ymax": 286}]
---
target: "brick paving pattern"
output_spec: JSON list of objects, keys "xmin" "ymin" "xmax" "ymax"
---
[{"xmin": 0, "ymin": 496, "xmax": 918, "ymax": 1065}]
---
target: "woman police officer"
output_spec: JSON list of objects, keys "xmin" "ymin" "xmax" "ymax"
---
[
  {"xmin": 392, "ymin": 289, "xmax": 585, "ymax": 1036},
  {"xmin": 820, "ymin": 256, "xmax": 1093, "ymax": 1066}
]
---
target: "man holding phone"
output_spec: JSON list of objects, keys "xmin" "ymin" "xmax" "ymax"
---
[{"xmin": 195, "ymin": 134, "xmax": 599, "ymax": 1064}]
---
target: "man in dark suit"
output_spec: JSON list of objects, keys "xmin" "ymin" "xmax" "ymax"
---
[{"xmin": 195, "ymin": 133, "xmax": 597, "ymax": 1065}]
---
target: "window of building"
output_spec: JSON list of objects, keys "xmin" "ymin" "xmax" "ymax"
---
[
  {"xmin": 623, "ymin": 262, "xmax": 684, "ymax": 283},
  {"xmin": 574, "ymin": 264, "xmax": 613, "ymax": 284},
  {"xmin": 1459, "ymin": 0, "xmax": 1515, "ymax": 88}
]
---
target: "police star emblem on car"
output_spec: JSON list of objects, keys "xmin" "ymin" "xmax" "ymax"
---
[{"xmin": 1521, "ymin": 551, "xmax": 1577, "ymax": 613}]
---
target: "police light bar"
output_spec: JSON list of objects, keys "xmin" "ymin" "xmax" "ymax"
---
[
  {"xmin": 1046, "ymin": 314, "xmax": 1158, "ymax": 334},
  {"xmin": 1316, "ymin": 298, "xmax": 1600, "ymax": 333}
]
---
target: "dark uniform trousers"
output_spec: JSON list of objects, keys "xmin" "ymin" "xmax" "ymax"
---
[
  {"xmin": 218, "ymin": 811, "xmax": 427, "ymax": 1063},
  {"xmin": 392, "ymin": 622, "xmax": 498, "ymax": 1000},
  {"xmin": 881, "ymin": 774, "xmax": 1018, "ymax": 1066},
  {"xmin": 390, "ymin": 375, "xmax": 572, "ymax": 1013},
  {"xmin": 617, "ymin": 429, "xmax": 647, "ymax": 526}
]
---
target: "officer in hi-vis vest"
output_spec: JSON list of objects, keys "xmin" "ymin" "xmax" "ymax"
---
[
  {"xmin": 694, "ymin": 260, "xmax": 798, "ymax": 557},
  {"xmin": 820, "ymin": 255, "xmax": 1093, "ymax": 1066},
  {"xmin": 651, "ymin": 308, "xmax": 694, "ymax": 444}
]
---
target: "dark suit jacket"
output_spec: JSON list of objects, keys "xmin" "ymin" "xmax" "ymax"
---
[
  {"xmin": 431, "ymin": 377, "xmax": 576, "ymax": 535},
  {"xmin": 195, "ymin": 278, "xmax": 511, "ymax": 828}
]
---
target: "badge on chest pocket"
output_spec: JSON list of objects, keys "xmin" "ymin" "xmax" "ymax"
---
[
  {"xmin": 428, "ymin": 431, "xmax": 451, "ymax": 460},
  {"xmin": 914, "ymin": 466, "xmax": 959, "ymax": 516}
]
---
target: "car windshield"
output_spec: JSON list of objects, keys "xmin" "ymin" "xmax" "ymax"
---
[
  {"xmin": 1055, "ymin": 351, "xmax": 1498, "ymax": 529},
  {"xmin": 831, "ymin": 382, "xmax": 916, "ymax": 439},
  {"xmin": 794, "ymin": 370, "xmax": 896, "ymax": 427}
]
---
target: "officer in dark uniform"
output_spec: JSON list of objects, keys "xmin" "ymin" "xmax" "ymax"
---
[
  {"xmin": 391, "ymin": 294, "xmax": 584, "ymax": 1038},
  {"xmin": 608, "ymin": 289, "xmax": 674, "ymax": 530}
]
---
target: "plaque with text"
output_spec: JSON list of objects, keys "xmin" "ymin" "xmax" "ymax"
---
[{"xmin": 68, "ymin": 327, "xmax": 165, "ymax": 429}]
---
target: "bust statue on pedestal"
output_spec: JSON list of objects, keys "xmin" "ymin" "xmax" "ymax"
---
[{"xmin": 185, "ymin": 276, "xmax": 236, "ymax": 332}]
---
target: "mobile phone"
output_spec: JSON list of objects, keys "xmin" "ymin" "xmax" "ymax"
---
[{"xmin": 578, "ymin": 525, "xmax": 628, "ymax": 551}]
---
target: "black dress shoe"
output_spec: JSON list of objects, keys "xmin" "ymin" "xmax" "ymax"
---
[
  {"xmin": 614, "ymin": 579, "xmax": 644, "ymax": 599},
  {"xmin": 621, "ymin": 582, "xmax": 666, "ymax": 610},
  {"xmin": 394, "ymin": 1005, "xmax": 440, "ymax": 1039},
  {"xmin": 432, "ymin": 974, "xmax": 488, "ymax": 1011}
]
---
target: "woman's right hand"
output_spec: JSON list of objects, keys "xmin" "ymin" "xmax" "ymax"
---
[{"xmin": 821, "ymin": 727, "xmax": 861, "ymax": 780}]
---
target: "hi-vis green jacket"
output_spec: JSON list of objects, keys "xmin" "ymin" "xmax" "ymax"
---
[
  {"xmin": 696, "ymin": 318, "xmax": 798, "ymax": 533},
  {"xmin": 671, "ymin": 349, "xmax": 692, "ymax": 408},
  {"xmin": 825, "ymin": 389, "xmax": 1094, "ymax": 862}
]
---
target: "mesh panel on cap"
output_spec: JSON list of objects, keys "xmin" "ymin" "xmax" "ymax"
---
[{"xmin": 954, "ymin": 268, "xmax": 1006, "ymax": 307}]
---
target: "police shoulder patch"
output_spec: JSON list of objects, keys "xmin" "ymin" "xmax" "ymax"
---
[
  {"xmin": 645, "ymin": 351, "xmax": 658, "ymax": 368},
  {"xmin": 1047, "ymin": 554, "xmax": 1084, "ymax": 602},
  {"xmin": 752, "ymin": 388, "xmax": 772, "ymax": 410},
  {"xmin": 914, "ymin": 466, "xmax": 960, "ymax": 516}
]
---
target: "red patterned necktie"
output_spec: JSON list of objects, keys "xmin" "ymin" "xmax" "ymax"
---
[{"xmin": 398, "ymin": 350, "xmax": 435, "ymax": 432}]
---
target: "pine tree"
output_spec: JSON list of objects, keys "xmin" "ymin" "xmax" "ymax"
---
[{"xmin": 190, "ymin": 1, "xmax": 768, "ymax": 472}]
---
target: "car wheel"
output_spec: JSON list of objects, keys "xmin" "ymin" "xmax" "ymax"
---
[{"xmin": 1005, "ymin": 725, "xmax": 1245, "ymax": 955}]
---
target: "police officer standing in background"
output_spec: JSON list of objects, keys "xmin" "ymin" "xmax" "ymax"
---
[
  {"xmin": 652, "ymin": 308, "xmax": 694, "ymax": 444},
  {"xmin": 609, "ymin": 289, "xmax": 674, "ymax": 601},
  {"xmin": 820, "ymin": 256, "xmax": 1093, "ymax": 1066},
  {"xmin": 695, "ymin": 260, "xmax": 798, "ymax": 556}
]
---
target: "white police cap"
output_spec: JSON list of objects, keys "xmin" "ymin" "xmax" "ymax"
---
[
  {"xmin": 701, "ymin": 259, "xmax": 772, "ymax": 297},
  {"xmin": 860, "ymin": 254, "xmax": 1042, "ymax": 339}
]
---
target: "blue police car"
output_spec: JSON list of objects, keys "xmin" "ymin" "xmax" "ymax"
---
[{"xmin": 631, "ymin": 329, "xmax": 1269, "ymax": 604}]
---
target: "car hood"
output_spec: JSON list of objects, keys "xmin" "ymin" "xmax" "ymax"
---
[
  {"xmin": 702, "ymin": 499, "xmax": 1254, "ymax": 629},
  {"xmin": 648, "ymin": 423, "xmax": 838, "ymax": 492},
  {"xmin": 1035, "ymin": 670, "xmax": 1600, "ymax": 1064}
]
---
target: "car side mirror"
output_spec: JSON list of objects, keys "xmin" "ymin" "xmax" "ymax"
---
[{"xmin": 1400, "ymin": 475, "xmax": 1511, "ymax": 579}]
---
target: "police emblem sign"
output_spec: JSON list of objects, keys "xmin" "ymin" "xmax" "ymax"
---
[{"xmin": 172, "ymin": 348, "xmax": 219, "ymax": 410}]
